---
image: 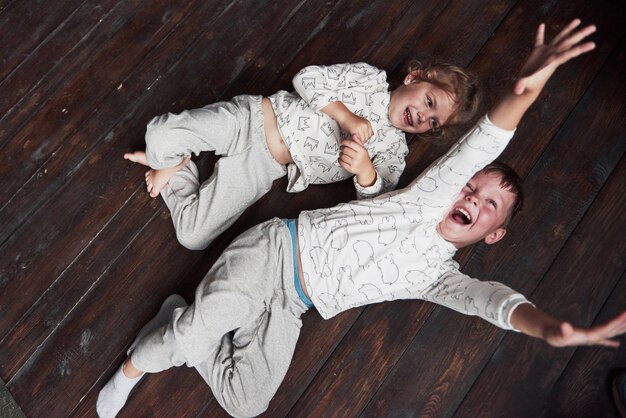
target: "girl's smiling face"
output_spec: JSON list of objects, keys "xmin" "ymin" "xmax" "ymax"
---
[
  {"xmin": 437, "ymin": 171, "xmax": 516, "ymax": 249},
  {"xmin": 388, "ymin": 74, "xmax": 456, "ymax": 134}
]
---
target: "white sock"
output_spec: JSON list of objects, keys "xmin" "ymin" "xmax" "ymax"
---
[
  {"xmin": 96, "ymin": 363, "xmax": 144, "ymax": 418},
  {"xmin": 97, "ymin": 295, "xmax": 187, "ymax": 417}
]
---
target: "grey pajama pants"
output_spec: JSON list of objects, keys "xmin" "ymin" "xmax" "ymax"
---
[
  {"xmin": 131, "ymin": 218, "xmax": 308, "ymax": 417},
  {"xmin": 145, "ymin": 94, "xmax": 287, "ymax": 250}
]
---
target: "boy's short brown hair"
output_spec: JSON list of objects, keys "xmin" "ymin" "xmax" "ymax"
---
[
  {"xmin": 409, "ymin": 61, "xmax": 481, "ymax": 137},
  {"xmin": 478, "ymin": 161, "xmax": 524, "ymax": 226}
]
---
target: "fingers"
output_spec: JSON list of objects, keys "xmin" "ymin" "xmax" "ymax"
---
[
  {"xmin": 339, "ymin": 141, "xmax": 357, "ymax": 171},
  {"xmin": 551, "ymin": 18, "xmax": 581, "ymax": 45},
  {"xmin": 553, "ymin": 22, "xmax": 596, "ymax": 65},
  {"xmin": 560, "ymin": 322, "xmax": 575, "ymax": 338},
  {"xmin": 354, "ymin": 128, "xmax": 373, "ymax": 143},
  {"xmin": 555, "ymin": 41, "xmax": 596, "ymax": 66},
  {"xmin": 534, "ymin": 23, "xmax": 545, "ymax": 46},
  {"xmin": 341, "ymin": 138, "xmax": 366, "ymax": 152},
  {"xmin": 593, "ymin": 311, "xmax": 626, "ymax": 337},
  {"xmin": 572, "ymin": 311, "xmax": 626, "ymax": 347},
  {"xmin": 557, "ymin": 22, "xmax": 596, "ymax": 50},
  {"xmin": 595, "ymin": 339, "xmax": 621, "ymax": 348},
  {"xmin": 351, "ymin": 133, "xmax": 364, "ymax": 145},
  {"xmin": 339, "ymin": 138, "xmax": 370, "ymax": 174}
]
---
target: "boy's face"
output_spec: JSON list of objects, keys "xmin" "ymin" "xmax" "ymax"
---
[
  {"xmin": 437, "ymin": 171, "xmax": 515, "ymax": 249},
  {"xmin": 388, "ymin": 74, "xmax": 455, "ymax": 134}
]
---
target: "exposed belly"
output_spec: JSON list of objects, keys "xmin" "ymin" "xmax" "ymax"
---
[{"xmin": 262, "ymin": 97, "xmax": 293, "ymax": 165}]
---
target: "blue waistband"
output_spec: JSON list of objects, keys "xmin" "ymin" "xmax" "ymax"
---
[{"xmin": 282, "ymin": 219, "xmax": 313, "ymax": 309}]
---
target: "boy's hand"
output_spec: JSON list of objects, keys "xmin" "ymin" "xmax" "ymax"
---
[
  {"xmin": 339, "ymin": 135, "xmax": 377, "ymax": 187},
  {"xmin": 543, "ymin": 311, "xmax": 626, "ymax": 348},
  {"xmin": 488, "ymin": 19, "xmax": 596, "ymax": 130},
  {"xmin": 515, "ymin": 19, "xmax": 596, "ymax": 96}
]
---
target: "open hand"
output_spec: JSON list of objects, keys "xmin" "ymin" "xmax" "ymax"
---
[
  {"xmin": 515, "ymin": 19, "xmax": 596, "ymax": 95},
  {"xmin": 544, "ymin": 311, "xmax": 626, "ymax": 348}
]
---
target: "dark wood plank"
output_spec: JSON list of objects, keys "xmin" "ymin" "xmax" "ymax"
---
[
  {"xmin": 0, "ymin": 0, "xmax": 211, "ymax": 239},
  {"xmin": 0, "ymin": 0, "xmax": 142, "ymax": 149},
  {"xmin": 0, "ymin": 0, "xmax": 127, "ymax": 128},
  {"xmin": 545, "ymin": 270, "xmax": 626, "ymax": 418},
  {"xmin": 6, "ymin": 213, "xmax": 195, "ymax": 417},
  {"xmin": 0, "ymin": 0, "xmax": 224, "ymax": 347},
  {"xmin": 0, "ymin": 0, "xmax": 87, "ymax": 84}
]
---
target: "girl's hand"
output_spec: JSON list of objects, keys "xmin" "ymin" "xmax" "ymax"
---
[
  {"xmin": 339, "ymin": 135, "xmax": 376, "ymax": 187},
  {"xmin": 320, "ymin": 101, "xmax": 374, "ymax": 144},
  {"xmin": 543, "ymin": 311, "xmax": 626, "ymax": 348},
  {"xmin": 515, "ymin": 19, "xmax": 596, "ymax": 96},
  {"xmin": 340, "ymin": 113, "xmax": 374, "ymax": 144}
]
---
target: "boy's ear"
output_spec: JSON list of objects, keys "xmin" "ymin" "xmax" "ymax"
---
[
  {"xmin": 404, "ymin": 69, "xmax": 421, "ymax": 84},
  {"xmin": 483, "ymin": 227, "xmax": 507, "ymax": 245}
]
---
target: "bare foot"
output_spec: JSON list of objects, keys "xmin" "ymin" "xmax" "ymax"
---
[
  {"xmin": 123, "ymin": 151, "xmax": 150, "ymax": 167},
  {"xmin": 145, "ymin": 157, "xmax": 190, "ymax": 198}
]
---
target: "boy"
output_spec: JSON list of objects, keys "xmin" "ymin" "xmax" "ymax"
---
[
  {"xmin": 124, "ymin": 59, "xmax": 478, "ymax": 250},
  {"xmin": 99, "ymin": 20, "xmax": 626, "ymax": 417}
]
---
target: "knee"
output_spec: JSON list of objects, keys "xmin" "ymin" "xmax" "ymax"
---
[
  {"xmin": 212, "ymin": 365, "xmax": 279, "ymax": 417},
  {"xmin": 217, "ymin": 390, "xmax": 271, "ymax": 418},
  {"xmin": 176, "ymin": 230, "xmax": 210, "ymax": 251},
  {"xmin": 145, "ymin": 116, "xmax": 175, "ymax": 156}
]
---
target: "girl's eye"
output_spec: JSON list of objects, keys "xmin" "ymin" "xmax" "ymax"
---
[
  {"xmin": 488, "ymin": 199, "xmax": 497, "ymax": 208},
  {"xmin": 427, "ymin": 96, "xmax": 433, "ymax": 107},
  {"xmin": 465, "ymin": 183, "xmax": 473, "ymax": 190},
  {"xmin": 431, "ymin": 118, "xmax": 439, "ymax": 129}
]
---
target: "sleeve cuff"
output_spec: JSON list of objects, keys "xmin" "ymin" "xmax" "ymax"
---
[
  {"xmin": 504, "ymin": 299, "xmax": 535, "ymax": 332},
  {"xmin": 482, "ymin": 114, "xmax": 516, "ymax": 140},
  {"xmin": 353, "ymin": 171, "xmax": 383, "ymax": 198}
]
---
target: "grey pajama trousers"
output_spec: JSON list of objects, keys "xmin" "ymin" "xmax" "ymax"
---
[
  {"xmin": 145, "ymin": 94, "xmax": 287, "ymax": 250},
  {"xmin": 131, "ymin": 218, "xmax": 308, "ymax": 417}
]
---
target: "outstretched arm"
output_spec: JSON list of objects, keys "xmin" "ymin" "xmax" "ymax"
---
[
  {"xmin": 510, "ymin": 304, "xmax": 626, "ymax": 347},
  {"xmin": 488, "ymin": 19, "xmax": 596, "ymax": 130}
]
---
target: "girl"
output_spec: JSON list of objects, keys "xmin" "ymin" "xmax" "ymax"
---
[{"xmin": 124, "ymin": 61, "xmax": 478, "ymax": 250}]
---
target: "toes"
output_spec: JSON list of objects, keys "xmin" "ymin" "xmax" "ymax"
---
[{"xmin": 124, "ymin": 152, "xmax": 139, "ymax": 162}]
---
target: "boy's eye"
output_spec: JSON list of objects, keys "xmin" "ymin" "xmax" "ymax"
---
[
  {"xmin": 487, "ymin": 199, "xmax": 497, "ymax": 208},
  {"xmin": 427, "ymin": 96, "xmax": 433, "ymax": 108},
  {"xmin": 431, "ymin": 118, "xmax": 439, "ymax": 129},
  {"xmin": 465, "ymin": 183, "xmax": 473, "ymax": 190}
]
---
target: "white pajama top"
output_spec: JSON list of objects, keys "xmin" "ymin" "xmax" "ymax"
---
[
  {"xmin": 297, "ymin": 115, "xmax": 530, "ymax": 330},
  {"xmin": 269, "ymin": 63, "xmax": 408, "ymax": 199}
]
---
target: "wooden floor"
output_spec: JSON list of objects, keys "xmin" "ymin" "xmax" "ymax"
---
[{"xmin": 1, "ymin": 0, "xmax": 625, "ymax": 416}]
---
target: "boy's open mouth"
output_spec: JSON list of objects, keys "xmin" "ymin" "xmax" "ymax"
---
[
  {"xmin": 404, "ymin": 108, "xmax": 413, "ymax": 126},
  {"xmin": 451, "ymin": 208, "xmax": 472, "ymax": 225}
]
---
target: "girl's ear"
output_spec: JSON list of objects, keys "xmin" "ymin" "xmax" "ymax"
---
[{"xmin": 404, "ymin": 69, "xmax": 422, "ymax": 85}]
